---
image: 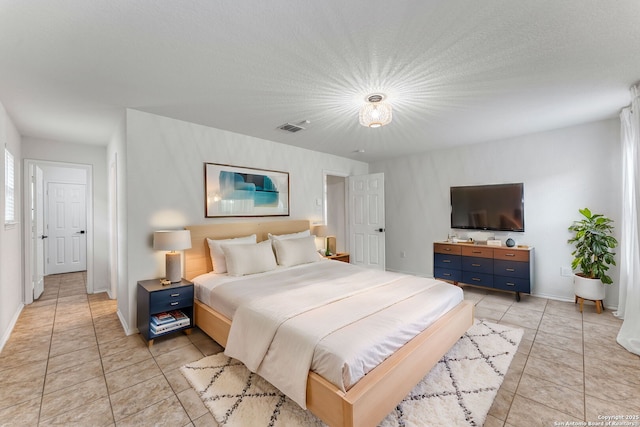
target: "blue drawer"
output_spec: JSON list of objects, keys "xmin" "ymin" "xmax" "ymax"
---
[
  {"xmin": 435, "ymin": 267, "xmax": 462, "ymax": 282},
  {"xmin": 462, "ymin": 256, "xmax": 493, "ymax": 274},
  {"xmin": 494, "ymin": 260, "xmax": 529, "ymax": 278},
  {"xmin": 462, "ymin": 271, "xmax": 493, "ymax": 287},
  {"xmin": 494, "ymin": 276, "xmax": 530, "ymax": 293},
  {"xmin": 434, "ymin": 253, "xmax": 461, "ymax": 270},
  {"xmin": 150, "ymin": 286, "xmax": 194, "ymax": 313}
]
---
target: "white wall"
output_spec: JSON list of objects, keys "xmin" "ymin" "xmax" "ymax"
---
[
  {"xmin": 21, "ymin": 138, "xmax": 109, "ymax": 293},
  {"xmin": 371, "ymin": 118, "xmax": 621, "ymax": 306},
  {"xmin": 118, "ymin": 109, "xmax": 368, "ymax": 333},
  {"xmin": 107, "ymin": 114, "xmax": 128, "ymax": 327},
  {"xmin": 0, "ymin": 101, "xmax": 23, "ymax": 351}
]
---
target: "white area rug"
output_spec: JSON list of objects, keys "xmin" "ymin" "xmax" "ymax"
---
[{"xmin": 181, "ymin": 320, "xmax": 523, "ymax": 427}]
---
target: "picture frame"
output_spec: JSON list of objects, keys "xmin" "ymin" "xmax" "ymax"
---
[{"xmin": 204, "ymin": 163, "xmax": 290, "ymax": 218}]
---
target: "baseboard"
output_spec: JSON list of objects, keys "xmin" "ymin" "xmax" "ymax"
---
[
  {"xmin": 0, "ymin": 303, "xmax": 24, "ymax": 353},
  {"xmin": 116, "ymin": 308, "xmax": 138, "ymax": 336}
]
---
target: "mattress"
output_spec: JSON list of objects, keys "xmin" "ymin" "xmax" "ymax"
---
[{"xmin": 193, "ymin": 260, "xmax": 463, "ymax": 406}]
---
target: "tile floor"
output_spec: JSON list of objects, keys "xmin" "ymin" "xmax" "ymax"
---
[{"xmin": 0, "ymin": 273, "xmax": 638, "ymax": 426}]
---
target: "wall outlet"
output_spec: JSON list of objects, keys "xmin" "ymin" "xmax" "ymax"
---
[{"xmin": 561, "ymin": 267, "xmax": 573, "ymax": 277}]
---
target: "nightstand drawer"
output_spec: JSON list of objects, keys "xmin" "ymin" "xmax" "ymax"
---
[{"xmin": 150, "ymin": 286, "xmax": 194, "ymax": 313}]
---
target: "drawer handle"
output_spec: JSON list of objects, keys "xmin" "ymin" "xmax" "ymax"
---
[
  {"xmin": 443, "ymin": 260, "xmax": 451, "ymax": 263},
  {"xmin": 506, "ymin": 268, "xmax": 516, "ymax": 272},
  {"xmin": 472, "ymin": 263, "xmax": 481, "ymax": 267},
  {"xmin": 444, "ymin": 248, "xmax": 451, "ymax": 251},
  {"xmin": 443, "ymin": 273, "xmax": 451, "ymax": 277},
  {"xmin": 472, "ymin": 250, "xmax": 481, "ymax": 254},
  {"xmin": 170, "ymin": 293, "xmax": 180, "ymax": 297},
  {"xmin": 506, "ymin": 282, "xmax": 516, "ymax": 287},
  {"xmin": 472, "ymin": 277, "xmax": 481, "ymax": 282},
  {"xmin": 505, "ymin": 254, "xmax": 516, "ymax": 257},
  {"xmin": 170, "ymin": 302, "xmax": 179, "ymax": 306}
]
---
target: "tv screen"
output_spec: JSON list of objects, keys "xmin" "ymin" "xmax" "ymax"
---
[{"xmin": 450, "ymin": 183, "xmax": 524, "ymax": 232}]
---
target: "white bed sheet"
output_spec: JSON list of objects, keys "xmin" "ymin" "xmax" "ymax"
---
[{"xmin": 192, "ymin": 260, "xmax": 463, "ymax": 396}]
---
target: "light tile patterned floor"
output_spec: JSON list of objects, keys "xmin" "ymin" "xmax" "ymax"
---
[{"xmin": 0, "ymin": 273, "xmax": 639, "ymax": 426}]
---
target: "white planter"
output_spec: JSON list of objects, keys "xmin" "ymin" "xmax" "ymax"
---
[{"xmin": 573, "ymin": 274, "xmax": 605, "ymax": 301}]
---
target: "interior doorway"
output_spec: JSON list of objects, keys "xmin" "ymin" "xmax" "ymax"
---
[
  {"xmin": 323, "ymin": 171, "xmax": 348, "ymax": 254},
  {"xmin": 23, "ymin": 159, "xmax": 94, "ymax": 304}
]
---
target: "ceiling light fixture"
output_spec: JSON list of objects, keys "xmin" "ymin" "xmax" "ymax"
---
[{"xmin": 359, "ymin": 94, "xmax": 392, "ymax": 128}]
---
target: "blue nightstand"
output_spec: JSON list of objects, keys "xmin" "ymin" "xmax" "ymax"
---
[{"xmin": 137, "ymin": 278, "xmax": 194, "ymax": 347}]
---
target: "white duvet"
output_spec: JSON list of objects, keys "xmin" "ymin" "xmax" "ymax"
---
[{"xmin": 193, "ymin": 260, "xmax": 463, "ymax": 409}]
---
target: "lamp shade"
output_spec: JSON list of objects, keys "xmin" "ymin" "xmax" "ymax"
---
[
  {"xmin": 312, "ymin": 224, "xmax": 328, "ymax": 237},
  {"xmin": 153, "ymin": 230, "xmax": 192, "ymax": 251}
]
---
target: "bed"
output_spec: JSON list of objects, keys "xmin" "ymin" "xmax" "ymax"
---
[{"xmin": 184, "ymin": 220, "xmax": 474, "ymax": 427}]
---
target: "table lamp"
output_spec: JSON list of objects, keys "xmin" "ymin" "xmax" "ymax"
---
[
  {"xmin": 153, "ymin": 230, "xmax": 192, "ymax": 283},
  {"xmin": 312, "ymin": 224, "xmax": 331, "ymax": 256}
]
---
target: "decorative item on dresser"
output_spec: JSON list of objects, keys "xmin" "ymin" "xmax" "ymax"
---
[
  {"xmin": 137, "ymin": 278, "xmax": 194, "ymax": 347},
  {"xmin": 434, "ymin": 241, "xmax": 534, "ymax": 301}
]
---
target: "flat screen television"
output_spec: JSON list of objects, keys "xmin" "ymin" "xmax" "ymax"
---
[{"xmin": 450, "ymin": 183, "xmax": 524, "ymax": 232}]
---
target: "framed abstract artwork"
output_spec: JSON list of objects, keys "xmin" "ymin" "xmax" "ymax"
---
[{"xmin": 204, "ymin": 163, "xmax": 290, "ymax": 217}]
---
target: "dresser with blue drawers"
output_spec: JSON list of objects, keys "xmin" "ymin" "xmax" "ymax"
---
[
  {"xmin": 137, "ymin": 278, "xmax": 194, "ymax": 346},
  {"xmin": 434, "ymin": 242, "xmax": 534, "ymax": 301}
]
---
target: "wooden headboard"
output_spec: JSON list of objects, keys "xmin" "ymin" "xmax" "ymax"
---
[{"xmin": 184, "ymin": 220, "xmax": 311, "ymax": 280}]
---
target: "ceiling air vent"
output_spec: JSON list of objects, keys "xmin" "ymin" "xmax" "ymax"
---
[{"xmin": 278, "ymin": 122, "xmax": 306, "ymax": 133}]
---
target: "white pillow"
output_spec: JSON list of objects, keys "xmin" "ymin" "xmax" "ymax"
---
[
  {"xmin": 267, "ymin": 229, "xmax": 311, "ymax": 241},
  {"xmin": 273, "ymin": 235, "xmax": 321, "ymax": 267},
  {"xmin": 206, "ymin": 234, "xmax": 257, "ymax": 273},
  {"xmin": 222, "ymin": 240, "xmax": 277, "ymax": 276}
]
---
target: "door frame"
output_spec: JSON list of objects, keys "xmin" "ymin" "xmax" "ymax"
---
[
  {"xmin": 323, "ymin": 170, "xmax": 350, "ymax": 253},
  {"xmin": 23, "ymin": 159, "xmax": 94, "ymax": 304}
]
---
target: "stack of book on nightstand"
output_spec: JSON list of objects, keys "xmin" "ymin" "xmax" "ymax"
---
[{"xmin": 150, "ymin": 310, "xmax": 190, "ymax": 335}]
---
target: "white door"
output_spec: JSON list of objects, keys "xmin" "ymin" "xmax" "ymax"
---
[
  {"xmin": 348, "ymin": 173, "xmax": 385, "ymax": 270},
  {"xmin": 33, "ymin": 166, "xmax": 45, "ymax": 299},
  {"xmin": 46, "ymin": 183, "xmax": 87, "ymax": 274}
]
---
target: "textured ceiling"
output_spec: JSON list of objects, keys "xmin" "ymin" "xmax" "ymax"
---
[{"xmin": 1, "ymin": 1, "xmax": 639, "ymax": 162}]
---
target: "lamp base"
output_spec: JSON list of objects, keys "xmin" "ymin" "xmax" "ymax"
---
[{"xmin": 165, "ymin": 252, "xmax": 182, "ymax": 283}]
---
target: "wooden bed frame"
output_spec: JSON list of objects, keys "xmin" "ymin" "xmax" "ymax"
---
[{"xmin": 184, "ymin": 220, "xmax": 474, "ymax": 427}]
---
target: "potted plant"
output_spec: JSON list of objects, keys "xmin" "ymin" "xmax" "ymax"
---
[{"xmin": 567, "ymin": 208, "xmax": 618, "ymax": 306}]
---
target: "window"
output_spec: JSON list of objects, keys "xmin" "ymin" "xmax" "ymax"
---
[{"xmin": 5, "ymin": 148, "xmax": 15, "ymax": 224}]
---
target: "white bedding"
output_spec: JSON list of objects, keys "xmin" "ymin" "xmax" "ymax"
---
[{"xmin": 193, "ymin": 260, "xmax": 463, "ymax": 408}]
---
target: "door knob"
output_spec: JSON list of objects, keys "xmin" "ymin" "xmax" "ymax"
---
[
  {"xmin": 376, "ymin": 228, "xmax": 385, "ymax": 232},
  {"xmin": 40, "ymin": 235, "xmax": 48, "ymax": 239}
]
